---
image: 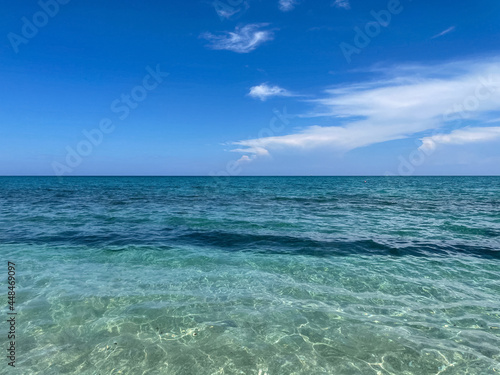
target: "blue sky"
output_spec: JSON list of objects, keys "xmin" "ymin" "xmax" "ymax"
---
[{"xmin": 1, "ymin": 0, "xmax": 500, "ymax": 176}]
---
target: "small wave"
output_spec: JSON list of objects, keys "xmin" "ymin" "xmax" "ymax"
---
[{"xmin": 3, "ymin": 227, "xmax": 498, "ymax": 259}]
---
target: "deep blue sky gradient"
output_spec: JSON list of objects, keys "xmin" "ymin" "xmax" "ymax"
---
[{"xmin": 1, "ymin": 0, "xmax": 500, "ymax": 175}]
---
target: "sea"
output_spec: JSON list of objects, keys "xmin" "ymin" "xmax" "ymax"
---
[{"xmin": 0, "ymin": 176, "xmax": 499, "ymax": 375}]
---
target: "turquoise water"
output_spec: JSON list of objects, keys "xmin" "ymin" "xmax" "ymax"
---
[{"xmin": 1, "ymin": 177, "xmax": 499, "ymax": 375}]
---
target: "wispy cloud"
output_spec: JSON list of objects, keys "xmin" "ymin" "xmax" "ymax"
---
[
  {"xmin": 332, "ymin": 0, "xmax": 350, "ymax": 10},
  {"xmin": 230, "ymin": 58, "xmax": 500, "ymax": 158},
  {"xmin": 232, "ymin": 145, "xmax": 270, "ymax": 157},
  {"xmin": 431, "ymin": 26, "xmax": 456, "ymax": 39},
  {"xmin": 235, "ymin": 154, "xmax": 257, "ymax": 165},
  {"xmin": 279, "ymin": 0, "xmax": 298, "ymax": 11},
  {"xmin": 201, "ymin": 24, "xmax": 275, "ymax": 53},
  {"xmin": 216, "ymin": 8, "xmax": 238, "ymax": 19},
  {"xmin": 248, "ymin": 83, "xmax": 293, "ymax": 101},
  {"xmin": 419, "ymin": 127, "xmax": 500, "ymax": 152},
  {"xmin": 215, "ymin": 2, "xmax": 249, "ymax": 20}
]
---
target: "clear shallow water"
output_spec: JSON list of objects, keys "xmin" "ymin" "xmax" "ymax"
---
[{"xmin": 0, "ymin": 176, "xmax": 499, "ymax": 375}]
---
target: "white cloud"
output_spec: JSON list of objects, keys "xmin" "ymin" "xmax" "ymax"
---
[
  {"xmin": 201, "ymin": 24, "xmax": 274, "ymax": 53},
  {"xmin": 332, "ymin": 0, "xmax": 350, "ymax": 9},
  {"xmin": 419, "ymin": 127, "xmax": 500, "ymax": 152},
  {"xmin": 236, "ymin": 154, "xmax": 256, "ymax": 165},
  {"xmin": 248, "ymin": 83, "xmax": 292, "ymax": 101},
  {"xmin": 431, "ymin": 26, "xmax": 456, "ymax": 39},
  {"xmin": 279, "ymin": 0, "xmax": 298, "ymax": 11},
  {"xmin": 232, "ymin": 146, "xmax": 270, "ymax": 156},
  {"xmin": 215, "ymin": 8, "xmax": 239, "ymax": 19},
  {"xmin": 230, "ymin": 58, "xmax": 500, "ymax": 158},
  {"xmin": 214, "ymin": 1, "xmax": 249, "ymax": 19}
]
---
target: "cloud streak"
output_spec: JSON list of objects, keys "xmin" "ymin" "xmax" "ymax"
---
[
  {"xmin": 215, "ymin": 3, "xmax": 248, "ymax": 20},
  {"xmin": 230, "ymin": 58, "xmax": 500, "ymax": 158},
  {"xmin": 248, "ymin": 83, "xmax": 292, "ymax": 101},
  {"xmin": 419, "ymin": 127, "xmax": 500, "ymax": 152},
  {"xmin": 332, "ymin": 0, "xmax": 350, "ymax": 9},
  {"xmin": 202, "ymin": 24, "xmax": 275, "ymax": 53},
  {"xmin": 279, "ymin": 0, "xmax": 298, "ymax": 11},
  {"xmin": 431, "ymin": 26, "xmax": 456, "ymax": 39}
]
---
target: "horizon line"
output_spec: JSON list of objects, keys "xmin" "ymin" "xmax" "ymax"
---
[{"xmin": 1, "ymin": 175, "xmax": 499, "ymax": 178}]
